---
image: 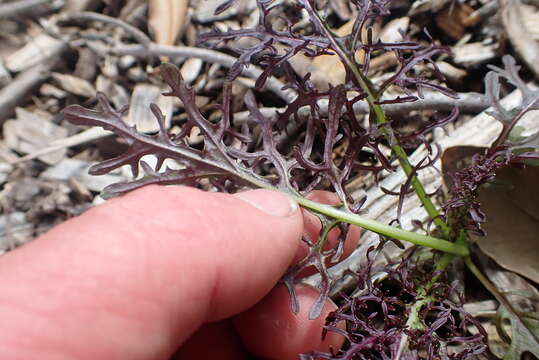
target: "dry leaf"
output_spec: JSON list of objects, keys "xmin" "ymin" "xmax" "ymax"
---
[
  {"xmin": 148, "ymin": 0, "xmax": 188, "ymax": 46},
  {"xmin": 475, "ymin": 165, "xmax": 539, "ymax": 283},
  {"xmin": 442, "ymin": 146, "xmax": 539, "ymax": 283},
  {"xmin": 435, "ymin": 3, "xmax": 474, "ymax": 40}
]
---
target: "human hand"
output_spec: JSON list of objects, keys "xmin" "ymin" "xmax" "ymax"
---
[{"xmin": 0, "ymin": 186, "xmax": 352, "ymax": 359}]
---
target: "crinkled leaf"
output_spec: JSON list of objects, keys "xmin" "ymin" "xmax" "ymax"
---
[{"xmin": 497, "ymin": 299, "xmax": 539, "ymax": 360}]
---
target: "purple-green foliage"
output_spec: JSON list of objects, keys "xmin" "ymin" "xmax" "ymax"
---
[{"xmin": 62, "ymin": 0, "xmax": 539, "ymax": 358}]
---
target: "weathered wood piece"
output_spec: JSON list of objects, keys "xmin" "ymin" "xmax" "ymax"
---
[{"xmin": 3, "ymin": 108, "xmax": 68, "ymax": 164}]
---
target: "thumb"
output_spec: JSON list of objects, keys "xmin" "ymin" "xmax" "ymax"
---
[{"xmin": 0, "ymin": 185, "xmax": 303, "ymax": 360}]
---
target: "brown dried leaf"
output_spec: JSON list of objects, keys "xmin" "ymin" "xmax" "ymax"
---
[
  {"xmin": 442, "ymin": 146, "xmax": 539, "ymax": 283},
  {"xmin": 476, "ymin": 165, "xmax": 539, "ymax": 284},
  {"xmin": 148, "ymin": 0, "xmax": 188, "ymax": 46},
  {"xmin": 435, "ymin": 3, "xmax": 474, "ymax": 40}
]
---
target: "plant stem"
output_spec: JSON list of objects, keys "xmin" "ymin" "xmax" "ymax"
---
[
  {"xmin": 296, "ymin": 196, "xmax": 468, "ymax": 256},
  {"xmin": 357, "ymin": 72, "xmax": 451, "ymax": 238},
  {"xmin": 396, "ymin": 231, "xmax": 466, "ymax": 357},
  {"xmin": 239, "ymin": 170, "xmax": 466, "ymax": 255},
  {"xmin": 303, "ymin": 2, "xmax": 451, "ymax": 238}
]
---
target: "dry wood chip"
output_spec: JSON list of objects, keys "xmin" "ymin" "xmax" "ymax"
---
[
  {"xmin": 96, "ymin": 75, "xmax": 130, "ymax": 110},
  {"xmin": 64, "ymin": 0, "xmax": 102, "ymax": 12},
  {"xmin": 3, "ymin": 108, "xmax": 68, "ymax": 164},
  {"xmin": 51, "ymin": 73, "xmax": 96, "ymax": 98},
  {"xmin": 180, "ymin": 58, "xmax": 203, "ymax": 84},
  {"xmin": 330, "ymin": 0, "xmax": 355, "ymax": 20},
  {"xmin": 409, "ymin": 0, "xmax": 450, "ymax": 15},
  {"xmin": 74, "ymin": 47, "xmax": 99, "ymax": 81},
  {"xmin": 0, "ymin": 162, "xmax": 12, "ymax": 184},
  {"xmin": 522, "ymin": 4, "xmax": 539, "ymax": 40},
  {"xmin": 0, "ymin": 212, "xmax": 32, "ymax": 254},
  {"xmin": 148, "ymin": 0, "xmax": 188, "ymax": 46},
  {"xmin": 379, "ymin": 17, "xmax": 409, "ymax": 43},
  {"xmin": 501, "ymin": 0, "xmax": 539, "ymax": 79},
  {"xmin": 452, "ymin": 42, "xmax": 497, "ymax": 66},
  {"xmin": 0, "ymin": 60, "xmax": 11, "ymax": 87},
  {"xmin": 193, "ymin": 0, "xmax": 257, "ymax": 23},
  {"xmin": 40, "ymin": 83, "xmax": 67, "ymax": 98},
  {"xmin": 126, "ymin": 84, "xmax": 173, "ymax": 133},
  {"xmin": 0, "ymin": 143, "xmax": 19, "ymax": 163},
  {"xmin": 12, "ymin": 127, "xmax": 112, "ymax": 164},
  {"xmin": 101, "ymin": 55, "xmax": 119, "ymax": 78},
  {"xmin": 119, "ymin": 0, "xmax": 147, "ymax": 20},
  {"xmin": 119, "ymin": 55, "xmax": 137, "ymax": 70},
  {"xmin": 436, "ymin": 61, "xmax": 467, "ymax": 83},
  {"xmin": 5, "ymin": 33, "xmax": 63, "ymax": 73},
  {"xmin": 40, "ymin": 158, "xmax": 128, "ymax": 192},
  {"xmin": 367, "ymin": 17, "xmax": 409, "ymax": 75}
]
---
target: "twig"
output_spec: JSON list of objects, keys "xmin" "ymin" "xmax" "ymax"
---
[
  {"xmin": 0, "ymin": 52, "xmax": 65, "ymax": 122},
  {"xmin": 61, "ymin": 12, "xmax": 152, "ymax": 47},
  {"xmin": 10, "ymin": 127, "xmax": 112, "ymax": 164},
  {"xmin": 349, "ymin": 91, "xmax": 488, "ymax": 116},
  {"xmin": 113, "ymin": 44, "xmax": 297, "ymax": 102},
  {"xmin": 0, "ymin": 0, "xmax": 61, "ymax": 19},
  {"xmin": 501, "ymin": 0, "xmax": 539, "ymax": 79},
  {"xmin": 15, "ymin": 91, "xmax": 487, "ymax": 163},
  {"xmin": 465, "ymin": 0, "xmax": 539, "ymax": 25},
  {"xmin": 112, "ymin": 44, "xmax": 490, "ymax": 109},
  {"xmin": 62, "ymin": 11, "xmax": 288, "ymax": 100}
]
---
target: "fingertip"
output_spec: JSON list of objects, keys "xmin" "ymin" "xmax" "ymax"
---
[
  {"xmin": 234, "ymin": 285, "xmax": 345, "ymax": 360},
  {"xmin": 233, "ymin": 189, "xmax": 300, "ymax": 218}
]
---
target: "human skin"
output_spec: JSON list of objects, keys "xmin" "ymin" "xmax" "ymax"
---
[{"xmin": 0, "ymin": 186, "xmax": 355, "ymax": 359}]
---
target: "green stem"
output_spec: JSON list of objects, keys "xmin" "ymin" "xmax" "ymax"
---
[
  {"xmin": 407, "ymin": 252, "xmax": 457, "ymax": 329},
  {"xmin": 303, "ymin": 2, "xmax": 451, "ymax": 238},
  {"xmin": 405, "ymin": 230, "xmax": 466, "ymax": 329},
  {"xmin": 396, "ymin": 251, "xmax": 458, "ymax": 357},
  {"xmin": 295, "ymin": 196, "xmax": 468, "ymax": 256},
  {"xmin": 237, "ymin": 172, "xmax": 467, "ymax": 255},
  {"xmin": 356, "ymin": 72, "xmax": 451, "ymax": 238}
]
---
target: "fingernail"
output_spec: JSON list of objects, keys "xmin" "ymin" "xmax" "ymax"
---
[{"xmin": 234, "ymin": 190, "xmax": 298, "ymax": 217}]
